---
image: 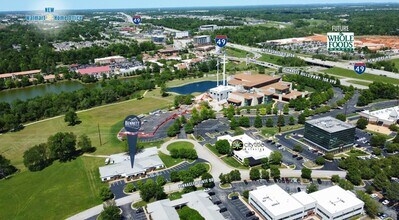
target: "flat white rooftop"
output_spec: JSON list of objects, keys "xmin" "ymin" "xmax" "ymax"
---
[
  {"xmin": 217, "ymin": 134, "xmax": 272, "ymax": 160},
  {"xmin": 360, "ymin": 106, "xmax": 399, "ymax": 124},
  {"xmin": 209, "ymin": 85, "xmax": 235, "ymax": 93},
  {"xmin": 250, "ymin": 184, "xmax": 304, "ymax": 216},
  {"xmin": 306, "ymin": 116, "xmax": 355, "ymax": 133},
  {"xmin": 292, "ymin": 191, "xmax": 316, "ymax": 207},
  {"xmin": 309, "ymin": 185, "xmax": 364, "ymax": 215}
]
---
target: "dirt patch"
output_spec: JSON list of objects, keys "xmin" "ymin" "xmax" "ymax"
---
[{"xmin": 366, "ymin": 124, "xmax": 392, "ymax": 135}]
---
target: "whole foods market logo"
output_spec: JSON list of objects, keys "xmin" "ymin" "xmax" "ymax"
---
[
  {"xmin": 327, "ymin": 32, "xmax": 354, "ymax": 52},
  {"xmin": 26, "ymin": 8, "xmax": 83, "ymax": 22}
]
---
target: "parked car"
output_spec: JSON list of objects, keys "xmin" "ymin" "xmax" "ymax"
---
[
  {"xmin": 296, "ymin": 156, "xmax": 303, "ymax": 160},
  {"xmin": 297, "ymin": 187, "xmax": 301, "ymax": 192},
  {"xmin": 317, "ymin": 178, "xmax": 322, "ymax": 184},
  {"xmin": 292, "ymin": 154, "xmax": 298, "ymax": 158},
  {"xmin": 382, "ymin": 200, "xmax": 390, "ymax": 205},
  {"xmin": 244, "ymin": 180, "xmax": 248, "ymax": 185},
  {"xmin": 231, "ymin": 196, "xmax": 239, "ymax": 200},
  {"xmin": 213, "ymin": 200, "xmax": 222, "ymax": 205},
  {"xmin": 219, "ymin": 207, "xmax": 227, "ymax": 213},
  {"xmin": 208, "ymin": 191, "xmax": 215, "ymax": 196},
  {"xmin": 135, "ymin": 207, "xmax": 143, "ymax": 213},
  {"xmin": 252, "ymin": 217, "xmax": 259, "ymax": 220},
  {"xmin": 246, "ymin": 211, "xmax": 255, "ymax": 217}
]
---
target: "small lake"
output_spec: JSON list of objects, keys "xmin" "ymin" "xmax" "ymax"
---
[
  {"xmin": 167, "ymin": 80, "xmax": 221, "ymax": 95},
  {"xmin": 0, "ymin": 81, "xmax": 98, "ymax": 103}
]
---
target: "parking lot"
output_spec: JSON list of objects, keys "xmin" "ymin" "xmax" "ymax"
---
[
  {"xmin": 195, "ymin": 118, "xmax": 230, "ymax": 144},
  {"xmin": 120, "ymin": 204, "xmax": 146, "ymax": 220}
]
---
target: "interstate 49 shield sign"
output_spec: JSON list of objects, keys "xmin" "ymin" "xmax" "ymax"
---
[
  {"xmin": 133, "ymin": 16, "xmax": 142, "ymax": 25},
  {"xmin": 354, "ymin": 62, "xmax": 366, "ymax": 75},
  {"xmin": 215, "ymin": 35, "xmax": 228, "ymax": 47}
]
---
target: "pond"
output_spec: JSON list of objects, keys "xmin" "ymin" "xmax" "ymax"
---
[{"xmin": 167, "ymin": 80, "xmax": 221, "ymax": 95}]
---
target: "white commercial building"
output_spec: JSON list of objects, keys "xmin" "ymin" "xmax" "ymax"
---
[
  {"xmin": 359, "ymin": 106, "xmax": 399, "ymax": 126},
  {"xmin": 174, "ymin": 31, "xmax": 190, "ymax": 39},
  {"xmin": 147, "ymin": 191, "xmax": 225, "ymax": 220},
  {"xmin": 311, "ymin": 185, "xmax": 364, "ymax": 220},
  {"xmin": 193, "ymin": 35, "xmax": 211, "ymax": 45},
  {"xmin": 209, "ymin": 85, "xmax": 235, "ymax": 102},
  {"xmin": 249, "ymin": 184, "xmax": 364, "ymax": 220},
  {"xmin": 99, "ymin": 147, "xmax": 164, "ymax": 181},
  {"xmin": 217, "ymin": 134, "xmax": 272, "ymax": 166},
  {"xmin": 94, "ymin": 55, "xmax": 126, "ymax": 65}
]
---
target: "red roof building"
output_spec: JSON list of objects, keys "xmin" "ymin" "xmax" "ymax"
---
[{"xmin": 77, "ymin": 66, "xmax": 111, "ymax": 77}]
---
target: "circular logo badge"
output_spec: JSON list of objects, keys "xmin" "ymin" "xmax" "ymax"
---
[
  {"xmin": 133, "ymin": 16, "xmax": 142, "ymax": 25},
  {"xmin": 231, "ymin": 139, "xmax": 244, "ymax": 151},
  {"xmin": 124, "ymin": 115, "xmax": 141, "ymax": 133}
]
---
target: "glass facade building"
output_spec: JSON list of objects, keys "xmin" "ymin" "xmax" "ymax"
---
[{"xmin": 304, "ymin": 116, "xmax": 355, "ymax": 152}]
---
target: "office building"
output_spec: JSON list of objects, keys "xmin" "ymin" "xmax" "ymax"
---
[
  {"xmin": 99, "ymin": 147, "xmax": 164, "ymax": 181},
  {"xmin": 217, "ymin": 134, "xmax": 272, "ymax": 166},
  {"xmin": 94, "ymin": 55, "xmax": 126, "ymax": 65},
  {"xmin": 359, "ymin": 106, "xmax": 399, "ymax": 126},
  {"xmin": 147, "ymin": 191, "xmax": 224, "ymax": 220},
  {"xmin": 304, "ymin": 116, "xmax": 355, "ymax": 153},
  {"xmin": 152, "ymin": 35, "xmax": 167, "ymax": 44},
  {"xmin": 193, "ymin": 35, "xmax": 211, "ymax": 45},
  {"xmin": 249, "ymin": 184, "xmax": 364, "ymax": 220},
  {"xmin": 174, "ymin": 31, "xmax": 189, "ymax": 39}
]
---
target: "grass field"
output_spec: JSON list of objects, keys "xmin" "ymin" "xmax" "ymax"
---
[
  {"xmin": 346, "ymin": 80, "xmax": 371, "ymax": 87},
  {"xmin": 226, "ymin": 47, "xmax": 252, "ymax": 58},
  {"xmin": 204, "ymin": 143, "xmax": 222, "ymax": 157},
  {"xmin": 221, "ymin": 156, "xmax": 248, "ymax": 169},
  {"xmin": 392, "ymin": 58, "xmax": 399, "ymax": 68},
  {"xmin": 0, "ymin": 157, "xmax": 105, "ymax": 220},
  {"xmin": 258, "ymin": 54, "xmax": 281, "ymax": 65},
  {"xmin": 166, "ymin": 141, "xmax": 194, "ymax": 152},
  {"xmin": 177, "ymin": 206, "xmax": 205, "ymax": 220},
  {"xmin": 323, "ymin": 67, "xmax": 399, "ymax": 85},
  {"xmin": 261, "ymin": 124, "xmax": 304, "ymax": 136},
  {"xmin": 158, "ymin": 151, "xmax": 183, "ymax": 167},
  {"xmin": 0, "ymin": 96, "xmax": 173, "ymax": 169},
  {"xmin": 168, "ymin": 191, "xmax": 184, "ymax": 200}
]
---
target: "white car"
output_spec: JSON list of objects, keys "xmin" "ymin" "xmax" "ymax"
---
[
  {"xmin": 203, "ymin": 188, "xmax": 211, "ymax": 192},
  {"xmin": 382, "ymin": 200, "xmax": 389, "ymax": 205},
  {"xmin": 371, "ymin": 193, "xmax": 378, "ymax": 198}
]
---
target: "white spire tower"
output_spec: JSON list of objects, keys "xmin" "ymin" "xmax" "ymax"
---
[
  {"xmin": 223, "ymin": 53, "xmax": 226, "ymax": 86},
  {"xmin": 216, "ymin": 58, "xmax": 219, "ymax": 87}
]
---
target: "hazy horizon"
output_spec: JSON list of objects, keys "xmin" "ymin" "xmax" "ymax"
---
[{"xmin": 1, "ymin": 0, "xmax": 399, "ymax": 12}]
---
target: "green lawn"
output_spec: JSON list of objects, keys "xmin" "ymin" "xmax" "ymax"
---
[
  {"xmin": 166, "ymin": 141, "xmax": 194, "ymax": 152},
  {"xmin": 323, "ymin": 67, "xmax": 399, "ymax": 84},
  {"xmin": 258, "ymin": 54, "xmax": 281, "ymax": 65},
  {"xmin": 204, "ymin": 143, "xmax": 222, "ymax": 157},
  {"xmin": 347, "ymin": 150, "xmax": 368, "ymax": 157},
  {"xmin": 132, "ymin": 200, "xmax": 148, "ymax": 208},
  {"xmin": 168, "ymin": 191, "xmax": 184, "ymax": 200},
  {"xmin": 262, "ymin": 124, "xmax": 304, "ymax": 136},
  {"xmin": 346, "ymin": 80, "xmax": 371, "ymax": 87},
  {"xmin": 0, "ymin": 96, "xmax": 173, "ymax": 170},
  {"xmin": 221, "ymin": 156, "xmax": 248, "ymax": 169},
  {"xmin": 158, "ymin": 151, "xmax": 183, "ymax": 168},
  {"xmin": 0, "ymin": 157, "xmax": 105, "ymax": 220},
  {"xmin": 226, "ymin": 47, "xmax": 253, "ymax": 58},
  {"xmin": 177, "ymin": 206, "xmax": 205, "ymax": 220},
  {"xmin": 392, "ymin": 58, "xmax": 399, "ymax": 69}
]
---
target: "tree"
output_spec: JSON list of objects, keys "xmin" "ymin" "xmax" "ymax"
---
[
  {"xmin": 288, "ymin": 116, "xmax": 296, "ymax": 125},
  {"xmin": 331, "ymin": 175, "xmax": 340, "ymax": 183},
  {"xmin": 315, "ymin": 157, "xmax": 326, "ymax": 165},
  {"xmin": 385, "ymin": 182, "xmax": 399, "ymax": 201},
  {"xmin": 99, "ymin": 187, "xmax": 114, "ymax": 201},
  {"xmin": 386, "ymin": 143, "xmax": 399, "ymax": 153},
  {"xmin": 139, "ymin": 179, "xmax": 167, "ymax": 202},
  {"xmin": 230, "ymin": 117, "xmax": 238, "ymax": 130},
  {"xmin": 273, "ymin": 107, "xmax": 278, "ymax": 115},
  {"xmin": 372, "ymin": 147, "xmax": 382, "ymax": 156},
  {"xmin": 324, "ymin": 153, "xmax": 334, "ymax": 161},
  {"xmin": 250, "ymin": 168, "xmax": 260, "ymax": 180},
  {"xmin": 269, "ymin": 151, "xmax": 282, "ymax": 165},
  {"xmin": 261, "ymin": 169, "xmax": 270, "ymax": 180},
  {"xmin": 370, "ymin": 134, "xmax": 387, "ymax": 148},
  {"xmin": 64, "ymin": 109, "xmax": 79, "ymax": 126},
  {"xmin": 301, "ymin": 168, "xmax": 312, "ymax": 180},
  {"xmin": 47, "ymin": 132, "xmax": 77, "ymax": 162},
  {"xmin": 23, "ymin": 144, "xmax": 49, "ymax": 171},
  {"xmin": 170, "ymin": 171, "xmax": 180, "ymax": 182},
  {"xmin": 356, "ymin": 191, "xmax": 380, "ymax": 218},
  {"xmin": 254, "ymin": 115, "xmax": 263, "ymax": 128},
  {"xmin": 238, "ymin": 116, "xmax": 250, "ymax": 128},
  {"xmin": 184, "ymin": 121, "xmax": 194, "ymax": 134},
  {"xmin": 306, "ymin": 183, "xmax": 318, "ymax": 193},
  {"xmin": 356, "ymin": 118, "xmax": 368, "ymax": 129},
  {"xmin": 124, "ymin": 183, "xmax": 136, "ymax": 193},
  {"xmin": 393, "ymin": 134, "xmax": 399, "ymax": 144},
  {"xmin": 243, "ymin": 190, "xmax": 249, "ymax": 199},
  {"xmin": 261, "ymin": 157, "xmax": 269, "ymax": 169},
  {"xmin": 339, "ymin": 179, "xmax": 354, "ymax": 190},
  {"xmin": 243, "ymin": 158, "xmax": 250, "ymax": 167},
  {"xmin": 277, "ymin": 115, "xmax": 285, "ymax": 127},
  {"xmin": 270, "ymin": 166, "xmax": 280, "ymax": 179},
  {"xmin": 215, "ymin": 140, "xmax": 231, "ymax": 155},
  {"xmin": 283, "ymin": 105, "xmax": 289, "ymax": 114},
  {"xmin": 293, "ymin": 145, "xmax": 303, "ymax": 153},
  {"xmin": 266, "ymin": 118, "xmax": 274, "ymax": 127},
  {"xmin": 298, "ymin": 113, "xmax": 306, "ymax": 124},
  {"xmin": 201, "ymin": 173, "xmax": 215, "ymax": 188},
  {"xmin": 78, "ymin": 134, "xmax": 93, "ymax": 153},
  {"xmin": 229, "ymin": 170, "xmax": 241, "ymax": 181},
  {"xmin": 100, "ymin": 205, "xmax": 121, "ymax": 220},
  {"xmin": 335, "ymin": 114, "xmax": 346, "ymax": 122},
  {"xmin": 373, "ymin": 172, "xmax": 390, "ymax": 191},
  {"xmin": 156, "ymin": 176, "xmax": 166, "ymax": 186},
  {"xmin": 346, "ymin": 168, "xmax": 362, "ymax": 185},
  {"xmin": 0, "ymin": 154, "xmax": 17, "ymax": 179}
]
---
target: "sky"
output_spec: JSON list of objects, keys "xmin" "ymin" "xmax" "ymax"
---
[{"xmin": 1, "ymin": 0, "xmax": 398, "ymax": 11}]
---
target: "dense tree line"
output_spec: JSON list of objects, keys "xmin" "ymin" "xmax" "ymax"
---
[
  {"xmin": 0, "ymin": 76, "xmax": 155, "ymax": 132},
  {"xmin": 146, "ymin": 18, "xmax": 242, "ymax": 32},
  {"xmin": 0, "ymin": 155, "xmax": 17, "ymax": 179},
  {"xmin": 357, "ymin": 82, "xmax": 399, "ymax": 106},
  {"xmin": 0, "ymin": 24, "xmax": 157, "ymax": 74},
  {"xmin": 367, "ymin": 61, "xmax": 398, "ymax": 73}
]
